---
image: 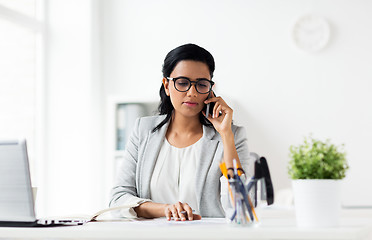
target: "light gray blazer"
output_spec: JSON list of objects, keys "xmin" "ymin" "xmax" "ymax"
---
[{"xmin": 109, "ymin": 115, "xmax": 249, "ymax": 217}]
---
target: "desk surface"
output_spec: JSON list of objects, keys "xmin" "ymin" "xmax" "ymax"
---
[{"xmin": 0, "ymin": 209, "xmax": 371, "ymax": 240}]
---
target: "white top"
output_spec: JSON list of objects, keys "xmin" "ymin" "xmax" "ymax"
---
[
  {"xmin": 149, "ymin": 138, "xmax": 202, "ymax": 213},
  {"xmin": 115, "ymin": 135, "xmax": 229, "ymax": 219}
]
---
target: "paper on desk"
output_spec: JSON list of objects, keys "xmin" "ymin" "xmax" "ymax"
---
[
  {"xmin": 53, "ymin": 204, "xmax": 228, "ymax": 225},
  {"xmin": 44, "ymin": 204, "xmax": 139, "ymax": 222}
]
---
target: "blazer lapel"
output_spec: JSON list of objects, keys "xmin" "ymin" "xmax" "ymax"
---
[
  {"xmin": 195, "ymin": 125, "xmax": 219, "ymax": 209},
  {"xmin": 140, "ymin": 119, "xmax": 169, "ymax": 199}
]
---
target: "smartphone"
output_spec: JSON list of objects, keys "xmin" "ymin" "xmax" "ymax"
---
[{"xmin": 204, "ymin": 91, "xmax": 215, "ymax": 118}]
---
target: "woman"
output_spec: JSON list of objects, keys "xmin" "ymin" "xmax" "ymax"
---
[{"xmin": 110, "ymin": 43, "xmax": 249, "ymax": 221}]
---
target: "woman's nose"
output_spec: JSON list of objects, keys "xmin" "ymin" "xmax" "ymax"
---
[{"xmin": 187, "ymin": 83, "xmax": 198, "ymax": 96}]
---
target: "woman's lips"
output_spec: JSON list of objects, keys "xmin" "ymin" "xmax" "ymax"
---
[{"xmin": 184, "ymin": 102, "xmax": 198, "ymax": 107}]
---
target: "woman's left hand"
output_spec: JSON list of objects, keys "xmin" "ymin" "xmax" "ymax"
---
[{"xmin": 203, "ymin": 95, "xmax": 233, "ymax": 136}]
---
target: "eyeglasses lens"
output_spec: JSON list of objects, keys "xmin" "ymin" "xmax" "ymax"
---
[
  {"xmin": 196, "ymin": 80, "xmax": 211, "ymax": 94},
  {"xmin": 174, "ymin": 78, "xmax": 211, "ymax": 94}
]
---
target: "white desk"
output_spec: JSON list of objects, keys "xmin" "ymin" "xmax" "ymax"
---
[{"xmin": 0, "ymin": 209, "xmax": 371, "ymax": 240}]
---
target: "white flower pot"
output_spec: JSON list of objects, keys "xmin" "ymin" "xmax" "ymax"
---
[{"xmin": 292, "ymin": 179, "xmax": 341, "ymax": 228}]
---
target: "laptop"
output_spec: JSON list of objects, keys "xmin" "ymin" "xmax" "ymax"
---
[{"xmin": 0, "ymin": 139, "xmax": 86, "ymax": 227}]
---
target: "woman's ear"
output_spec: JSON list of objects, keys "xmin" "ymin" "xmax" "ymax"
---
[{"xmin": 162, "ymin": 77, "xmax": 170, "ymax": 96}]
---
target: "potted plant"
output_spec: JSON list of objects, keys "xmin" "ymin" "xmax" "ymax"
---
[{"xmin": 288, "ymin": 135, "xmax": 348, "ymax": 228}]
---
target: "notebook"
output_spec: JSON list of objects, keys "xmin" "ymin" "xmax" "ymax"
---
[{"xmin": 0, "ymin": 139, "xmax": 87, "ymax": 227}]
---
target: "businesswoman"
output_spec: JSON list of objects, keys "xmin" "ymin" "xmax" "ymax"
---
[{"xmin": 110, "ymin": 43, "xmax": 249, "ymax": 221}]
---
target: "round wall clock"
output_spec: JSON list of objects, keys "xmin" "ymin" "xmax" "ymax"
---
[{"xmin": 292, "ymin": 15, "xmax": 331, "ymax": 52}]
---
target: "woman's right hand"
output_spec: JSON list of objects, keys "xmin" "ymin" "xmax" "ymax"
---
[{"xmin": 164, "ymin": 202, "xmax": 202, "ymax": 221}]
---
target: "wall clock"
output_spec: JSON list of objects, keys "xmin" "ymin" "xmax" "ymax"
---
[{"xmin": 292, "ymin": 15, "xmax": 331, "ymax": 52}]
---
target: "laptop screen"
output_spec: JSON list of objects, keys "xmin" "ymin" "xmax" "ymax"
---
[{"xmin": 0, "ymin": 140, "xmax": 36, "ymax": 222}]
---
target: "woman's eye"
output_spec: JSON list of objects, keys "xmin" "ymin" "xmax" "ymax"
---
[
  {"xmin": 177, "ymin": 79, "xmax": 190, "ymax": 85},
  {"xmin": 197, "ymin": 81, "xmax": 210, "ymax": 88}
]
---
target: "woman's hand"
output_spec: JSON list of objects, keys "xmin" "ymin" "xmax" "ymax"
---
[
  {"xmin": 164, "ymin": 202, "xmax": 201, "ymax": 221},
  {"xmin": 203, "ymin": 95, "xmax": 233, "ymax": 136},
  {"xmin": 203, "ymin": 94, "xmax": 242, "ymax": 177}
]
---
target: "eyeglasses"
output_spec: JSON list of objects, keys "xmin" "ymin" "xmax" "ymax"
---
[{"xmin": 166, "ymin": 77, "xmax": 214, "ymax": 94}]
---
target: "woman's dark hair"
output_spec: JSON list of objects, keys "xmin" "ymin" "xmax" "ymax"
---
[{"xmin": 152, "ymin": 43, "xmax": 215, "ymax": 132}]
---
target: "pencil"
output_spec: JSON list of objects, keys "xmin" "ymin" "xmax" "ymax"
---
[{"xmin": 219, "ymin": 162, "xmax": 235, "ymax": 206}]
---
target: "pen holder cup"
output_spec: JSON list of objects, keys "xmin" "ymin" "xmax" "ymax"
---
[
  {"xmin": 220, "ymin": 155, "xmax": 274, "ymax": 227},
  {"xmin": 225, "ymin": 177, "xmax": 259, "ymax": 227}
]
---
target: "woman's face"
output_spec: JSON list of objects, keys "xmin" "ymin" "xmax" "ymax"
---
[{"xmin": 163, "ymin": 60, "xmax": 212, "ymax": 119}]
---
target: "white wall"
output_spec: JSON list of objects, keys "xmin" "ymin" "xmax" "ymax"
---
[{"xmin": 102, "ymin": 0, "xmax": 372, "ymax": 206}]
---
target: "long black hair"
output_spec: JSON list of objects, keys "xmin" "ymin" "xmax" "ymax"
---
[{"xmin": 152, "ymin": 43, "xmax": 215, "ymax": 132}]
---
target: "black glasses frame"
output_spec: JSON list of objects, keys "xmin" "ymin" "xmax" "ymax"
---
[{"xmin": 166, "ymin": 77, "xmax": 215, "ymax": 94}]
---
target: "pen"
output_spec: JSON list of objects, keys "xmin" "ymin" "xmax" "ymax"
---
[{"xmin": 233, "ymin": 159, "xmax": 254, "ymax": 222}]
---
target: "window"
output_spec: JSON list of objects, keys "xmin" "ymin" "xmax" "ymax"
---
[{"xmin": 0, "ymin": 0, "xmax": 43, "ymax": 179}]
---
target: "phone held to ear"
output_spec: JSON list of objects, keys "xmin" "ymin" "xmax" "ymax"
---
[{"xmin": 204, "ymin": 91, "xmax": 215, "ymax": 119}]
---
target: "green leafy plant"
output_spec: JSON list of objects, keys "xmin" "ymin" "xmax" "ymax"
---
[{"xmin": 288, "ymin": 135, "xmax": 348, "ymax": 179}]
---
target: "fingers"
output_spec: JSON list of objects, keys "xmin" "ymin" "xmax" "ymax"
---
[
  {"xmin": 204, "ymin": 96, "xmax": 231, "ymax": 119},
  {"xmin": 176, "ymin": 202, "xmax": 185, "ymax": 221},
  {"xmin": 165, "ymin": 207, "xmax": 172, "ymax": 221},
  {"xmin": 204, "ymin": 96, "xmax": 220, "ymax": 104},
  {"xmin": 165, "ymin": 204, "xmax": 180, "ymax": 221},
  {"xmin": 165, "ymin": 202, "xmax": 199, "ymax": 221},
  {"xmin": 193, "ymin": 214, "xmax": 202, "ymax": 220},
  {"xmin": 182, "ymin": 204, "xmax": 194, "ymax": 221},
  {"xmin": 172, "ymin": 204, "xmax": 181, "ymax": 221},
  {"xmin": 214, "ymin": 102, "xmax": 223, "ymax": 119}
]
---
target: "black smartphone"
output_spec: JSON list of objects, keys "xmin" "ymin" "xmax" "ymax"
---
[{"xmin": 203, "ymin": 91, "xmax": 215, "ymax": 118}]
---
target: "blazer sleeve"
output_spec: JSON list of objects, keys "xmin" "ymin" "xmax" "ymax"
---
[
  {"xmin": 109, "ymin": 118, "xmax": 151, "ymax": 217},
  {"xmin": 234, "ymin": 125, "xmax": 250, "ymax": 173}
]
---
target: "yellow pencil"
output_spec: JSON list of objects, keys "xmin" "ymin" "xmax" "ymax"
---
[{"xmin": 219, "ymin": 162, "xmax": 235, "ymax": 206}]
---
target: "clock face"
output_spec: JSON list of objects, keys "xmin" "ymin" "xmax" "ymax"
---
[{"xmin": 292, "ymin": 15, "xmax": 330, "ymax": 52}]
